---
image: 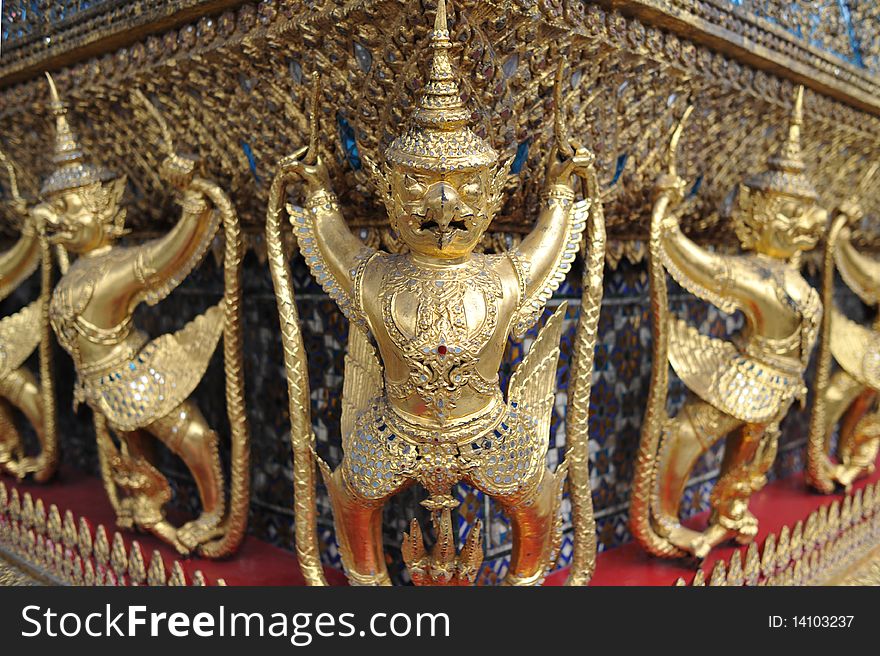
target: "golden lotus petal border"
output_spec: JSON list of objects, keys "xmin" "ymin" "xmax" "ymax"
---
[
  {"xmin": 0, "ymin": 480, "xmax": 225, "ymax": 586},
  {"xmin": 674, "ymin": 480, "xmax": 880, "ymax": 586}
]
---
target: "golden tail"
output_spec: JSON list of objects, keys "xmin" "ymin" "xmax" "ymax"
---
[
  {"xmin": 629, "ymin": 107, "xmax": 693, "ymax": 557},
  {"xmin": 265, "ymin": 167, "xmax": 327, "ymax": 585},
  {"xmin": 34, "ymin": 232, "xmax": 58, "ymax": 482},
  {"xmin": 191, "ymin": 179, "xmax": 251, "ymax": 558},
  {"xmin": 628, "ymin": 190, "xmax": 684, "ymax": 557},
  {"xmin": 806, "ymin": 212, "xmax": 847, "ymax": 493},
  {"xmin": 563, "ymin": 180, "xmax": 604, "ymax": 586}
]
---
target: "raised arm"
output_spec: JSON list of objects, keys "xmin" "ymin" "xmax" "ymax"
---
[
  {"xmin": 294, "ymin": 155, "xmax": 369, "ymax": 295},
  {"xmin": 132, "ymin": 155, "xmax": 220, "ymax": 308},
  {"xmin": 0, "ymin": 209, "xmax": 40, "ymax": 302},
  {"xmin": 282, "ymin": 152, "xmax": 373, "ymax": 322},
  {"xmin": 509, "ymin": 144, "xmax": 594, "ymax": 336},
  {"xmin": 654, "ymin": 173, "xmax": 741, "ymax": 315},
  {"xmin": 833, "ymin": 210, "xmax": 880, "ymax": 306}
]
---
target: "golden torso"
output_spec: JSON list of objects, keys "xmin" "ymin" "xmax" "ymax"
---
[
  {"xmin": 360, "ymin": 252, "xmax": 521, "ymax": 426},
  {"xmin": 734, "ymin": 253, "xmax": 820, "ymax": 370},
  {"xmin": 49, "ymin": 246, "xmax": 142, "ymax": 374}
]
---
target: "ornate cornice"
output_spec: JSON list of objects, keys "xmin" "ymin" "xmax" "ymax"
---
[
  {"xmin": 602, "ymin": 0, "xmax": 880, "ymax": 115},
  {"xmin": 675, "ymin": 479, "xmax": 880, "ymax": 586},
  {"xmin": 0, "ymin": 1, "xmax": 247, "ymax": 87},
  {"xmin": 1, "ymin": 1, "xmax": 879, "ymax": 250}
]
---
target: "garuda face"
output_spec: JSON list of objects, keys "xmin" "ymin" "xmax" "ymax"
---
[
  {"xmin": 386, "ymin": 165, "xmax": 504, "ymax": 259},
  {"xmin": 36, "ymin": 181, "xmax": 127, "ymax": 254}
]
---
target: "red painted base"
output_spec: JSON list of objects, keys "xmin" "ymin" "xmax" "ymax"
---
[
  {"xmin": 5, "ymin": 465, "xmax": 877, "ymax": 586},
  {"xmin": 546, "ymin": 467, "xmax": 880, "ymax": 586}
]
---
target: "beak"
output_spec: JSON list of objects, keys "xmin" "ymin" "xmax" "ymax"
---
[
  {"xmin": 31, "ymin": 203, "xmax": 70, "ymax": 244},
  {"xmin": 420, "ymin": 182, "xmax": 472, "ymax": 249}
]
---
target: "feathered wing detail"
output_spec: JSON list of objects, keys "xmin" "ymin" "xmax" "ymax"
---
[
  {"xmin": 830, "ymin": 308, "xmax": 880, "ymax": 391},
  {"xmin": 508, "ymin": 302, "xmax": 567, "ymax": 441},
  {"xmin": 341, "ymin": 326, "xmax": 384, "ymax": 442},
  {"xmin": 136, "ymin": 209, "xmax": 221, "ymax": 307},
  {"xmin": 659, "ymin": 242, "xmax": 738, "ymax": 315},
  {"xmin": 668, "ymin": 317, "xmax": 801, "ymax": 424},
  {"xmin": 83, "ymin": 303, "xmax": 224, "ymax": 432},
  {"xmin": 834, "ymin": 242, "xmax": 880, "ymax": 306},
  {"xmin": 287, "ymin": 203, "xmax": 373, "ymax": 330},
  {"xmin": 511, "ymin": 200, "xmax": 588, "ymax": 338},
  {"xmin": 0, "ymin": 300, "xmax": 42, "ymax": 379}
]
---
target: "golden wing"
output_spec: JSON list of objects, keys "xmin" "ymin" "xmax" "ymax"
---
[
  {"xmin": 668, "ymin": 317, "xmax": 799, "ymax": 423},
  {"xmin": 85, "ymin": 303, "xmax": 224, "ymax": 432},
  {"xmin": 511, "ymin": 201, "xmax": 588, "ymax": 338},
  {"xmin": 834, "ymin": 242, "xmax": 880, "ymax": 306},
  {"xmin": 508, "ymin": 302, "xmax": 568, "ymax": 440},
  {"xmin": 341, "ymin": 325, "xmax": 384, "ymax": 441},
  {"xmin": 829, "ymin": 308, "xmax": 880, "ymax": 391},
  {"xmin": 287, "ymin": 203, "xmax": 374, "ymax": 330},
  {"xmin": 0, "ymin": 299, "xmax": 42, "ymax": 378}
]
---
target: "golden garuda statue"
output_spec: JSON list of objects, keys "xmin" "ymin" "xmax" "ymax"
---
[
  {"xmin": 268, "ymin": 0, "xmax": 603, "ymax": 586},
  {"xmin": 630, "ymin": 88, "xmax": 827, "ymax": 559},
  {"xmin": 0, "ymin": 147, "xmax": 59, "ymax": 483},
  {"xmin": 32, "ymin": 74, "xmax": 250, "ymax": 557},
  {"xmin": 807, "ymin": 167, "xmax": 880, "ymax": 493}
]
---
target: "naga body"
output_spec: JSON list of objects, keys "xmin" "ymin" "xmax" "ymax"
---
[
  {"xmin": 269, "ymin": 0, "xmax": 602, "ymax": 585},
  {"xmin": 33, "ymin": 75, "xmax": 249, "ymax": 557},
  {"xmin": 808, "ymin": 194, "xmax": 880, "ymax": 492},
  {"xmin": 631, "ymin": 89, "xmax": 827, "ymax": 559}
]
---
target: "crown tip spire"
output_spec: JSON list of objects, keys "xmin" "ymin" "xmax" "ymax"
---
[
  {"xmin": 383, "ymin": 0, "xmax": 497, "ymax": 172},
  {"xmin": 44, "ymin": 72, "xmax": 64, "ymax": 113},
  {"xmin": 792, "ymin": 85, "xmax": 804, "ymax": 127},
  {"xmin": 434, "ymin": 0, "xmax": 448, "ymax": 35}
]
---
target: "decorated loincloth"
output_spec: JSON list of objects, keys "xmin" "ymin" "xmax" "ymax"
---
[
  {"xmin": 341, "ymin": 394, "xmax": 545, "ymax": 502},
  {"xmin": 668, "ymin": 317, "xmax": 805, "ymax": 424},
  {"xmin": 76, "ymin": 303, "xmax": 224, "ymax": 432}
]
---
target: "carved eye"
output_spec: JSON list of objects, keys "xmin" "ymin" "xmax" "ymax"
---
[
  {"xmin": 404, "ymin": 174, "xmax": 425, "ymax": 196},
  {"xmin": 460, "ymin": 181, "xmax": 481, "ymax": 200}
]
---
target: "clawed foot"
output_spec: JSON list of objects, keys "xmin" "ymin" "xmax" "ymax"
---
[
  {"xmin": 177, "ymin": 511, "xmax": 225, "ymax": 553},
  {"xmin": 666, "ymin": 525, "xmax": 720, "ymax": 559},
  {"xmin": 832, "ymin": 464, "xmax": 868, "ymax": 492},
  {"xmin": 3, "ymin": 455, "xmax": 51, "ymax": 482},
  {"xmin": 0, "ymin": 442, "xmax": 23, "ymax": 472},
  {"xmin": 665, "ymin": 513, "xmax": 757, "ymax": 559},
  {"xmin": 733, "ymin": 510, "xmax": 759, "ymax": 545}
]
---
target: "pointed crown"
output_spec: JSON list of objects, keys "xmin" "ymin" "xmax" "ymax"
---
[
  {"xmin": 384, "ymin": 0, "xmax": 497, "ymax": 172},
  {"xmin": 41, "ymin": 72, "xmax": 116, "ymax": 196},
  {"xmin": 745, "ymin": 85, "xmax": 817, "ymax": 201}
]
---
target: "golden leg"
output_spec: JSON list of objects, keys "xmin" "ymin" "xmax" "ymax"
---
[
  {"xmin": 836, "ymin": 392, "xmax": 880, "ymax": 489},
  {"xmin": 319, "ymin": 460, "xmax": 395, "ymax": 586},
  {"xmin": 0, "ymin": 397, "xmax": 22, "ymax": 470},
  {"xmin": 709, "ymin": 421, "xmax": 779, "ymax": 547},
  {"xmin": 497, "ymin": 467, "xmax": 560, "ymax": 586},
  {"xmin": 652, "ymin": 396, "xmax": 742, "ymax": 557},
  {"xmin": 0, "ymin": 367, "xmax": 47, "ymax": 480},
  {"xmin": 143, "ymin": 399, "xmax": 225, "ymax": 552},
  {"xmin": 822, "ymin": 370, "xmax": 865, "ymax": 453}
]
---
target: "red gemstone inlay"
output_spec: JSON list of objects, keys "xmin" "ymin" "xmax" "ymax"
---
[{"xmin": 437, "ymin": 344, "xmax": 447, "ymax": 355}]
